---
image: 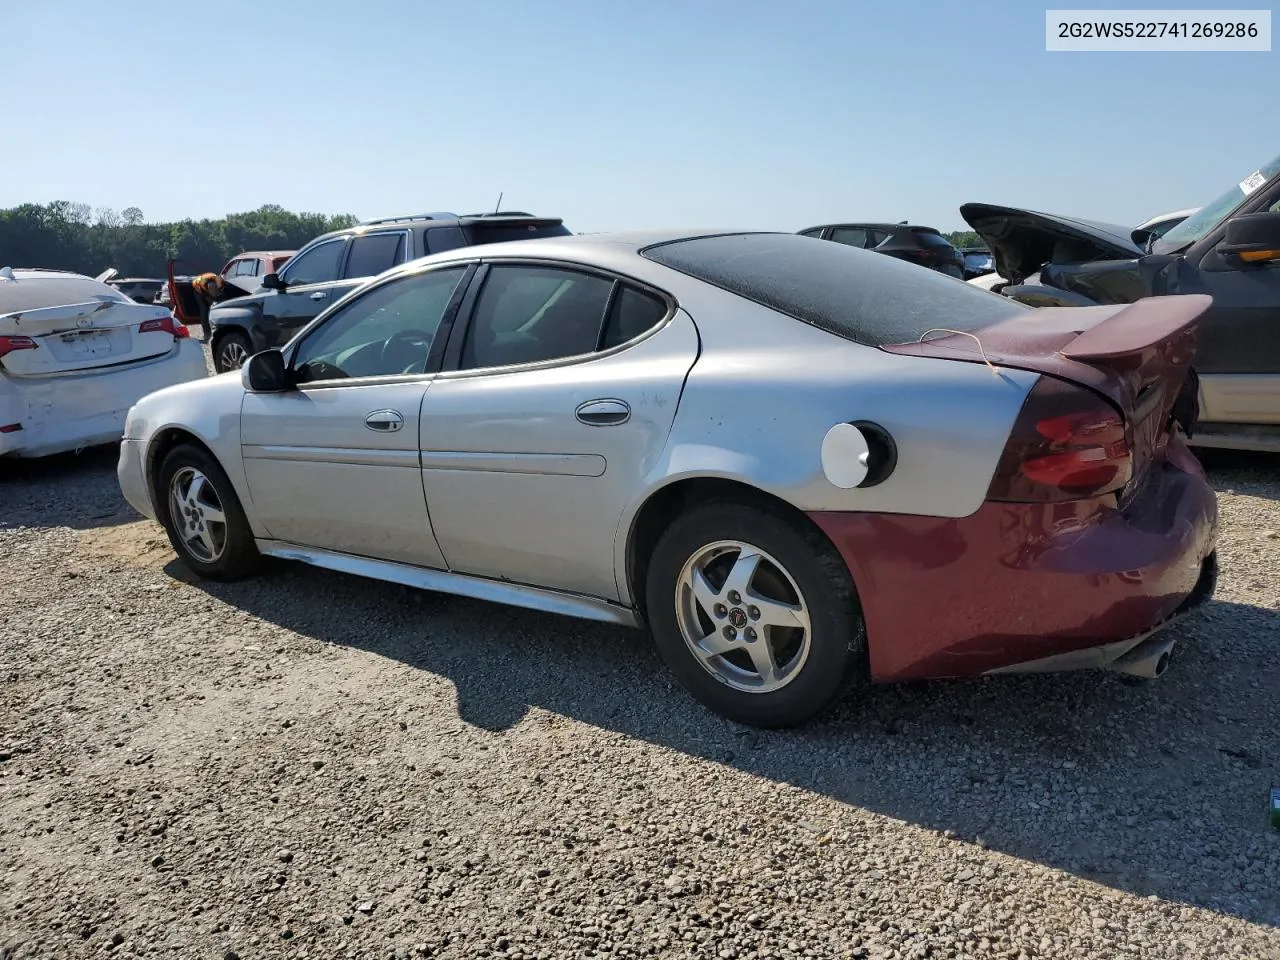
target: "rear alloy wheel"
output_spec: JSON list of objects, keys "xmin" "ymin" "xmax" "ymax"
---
[
  {"xmin": 157, "ymin": 443, "xmax": 261, "ymax": 580},
  {"xmin": 645, "ymin": 501, "xmax": 864, "ymax": 728},
  {"xmin": 214, "ymin": 331, "xmax": 252, "ymax": 372}
]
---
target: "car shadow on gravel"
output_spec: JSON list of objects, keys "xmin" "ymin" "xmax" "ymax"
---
[
  {"xmin": 0, "ymin": 443, "xmax": 140, "ymax": 531},
  {"xmin": 1200, "ymin": 449, "xmax": 1280, "ymax": 500},
  {"xmin": 180, "ymin": 556, "xmax": 1280, "ymax": 928}
]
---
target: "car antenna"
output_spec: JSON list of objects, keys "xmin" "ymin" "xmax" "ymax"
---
[{"xmin": 493, "ymin": 191, "xmax": 504, "ymax": 215}]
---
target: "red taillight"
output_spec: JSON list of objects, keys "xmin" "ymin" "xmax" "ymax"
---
[
  {"xmin": 0, "ymin": 422, "xmax": 23, "ymax": 433},
  {"xmin": 0, "ymin": 335, "xmax": 38, "ymax": 359},
  {"xmin": 138, "ymin": 315, "xmax": 189, "ymax": 338},
  {"xmin": 987, "ymin": 377, "xmax": 1132, "ymax": 502}
]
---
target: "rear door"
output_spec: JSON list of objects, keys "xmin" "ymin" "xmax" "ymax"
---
[
  {"xmin": 259, "ymin": 237, "xmax": 350, "ymax": 348},
  {"xmin": 419, "ymin": 261, "xmax": 698, "ymax": 601}
]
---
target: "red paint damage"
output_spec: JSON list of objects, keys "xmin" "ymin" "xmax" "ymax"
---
[{"xmin": 809, "ymin": 436, "xmax": 1217, "ymax": 681}]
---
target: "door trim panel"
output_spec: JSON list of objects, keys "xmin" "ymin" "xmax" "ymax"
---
[
  {"xmin": 256, "ymin": 539, "xmax": 640, "ymax": 626},
  {"xmin": 1199, "ymin": 373, "xmax": 1280, "ymax": 423},
  {"xmin": 243, "ymin": 444, "xmax": 420, "ymax": 468},
  {"xmin": 419, "ymin": 451, "xmax": 607, "ymax": 476}
]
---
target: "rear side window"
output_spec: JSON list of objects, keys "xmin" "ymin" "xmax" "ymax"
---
[
  {"xmin": 344, "ymin": 232, "xmax": 405, "ymax": 279},
  {"xmin": 461, "ymin": 265, "xmax": 613, "ymax": 369},
  {"xmin": 601, "ymin": 286, "xmax": 667, "ymax": 349},
  {"xmin": 915, "ymin": 231, "xmax": 954, "ymax": 249},
  {"xmin": 829, "ymin": 227, "xmax": 870, "ymax": 248},
  {"xmin": 641, "ymin": 232, "xmax": 1027, "ymax": 347}
]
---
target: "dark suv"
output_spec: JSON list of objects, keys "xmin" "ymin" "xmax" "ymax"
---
[
  {"xmin": 207, "ymin": 211, "xmax": 571, "ymax": 371},
  {"xmin": 798, "ymin": 222, "xmax": 965, "ymax": 278}
]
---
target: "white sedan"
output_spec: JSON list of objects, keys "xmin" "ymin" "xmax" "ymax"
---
[{"xmin": 0, "ymin": 267, "xmax": 207, "ymax": 458}]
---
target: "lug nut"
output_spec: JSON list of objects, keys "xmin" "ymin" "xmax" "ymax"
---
[
  {"xmin": 748, "ymin": 605, "xmax": 761, "ymax": 620},
  {"xmin": 745, "ymin": 627, "xmax": 757, "ymax": 642},
  {"xmin": 727, "ymin": 590, "xmax": 741, "ymax": 604},
  {"xmin": 714, "ymin": 603, "xmax": 728, "ymax": 619},
  {"xmin": 723, "ymin": 625, "xmax": 737, "ymax": 641}
]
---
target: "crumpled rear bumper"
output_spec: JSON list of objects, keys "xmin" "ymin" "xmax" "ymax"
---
[{"xmin": 809, "ymin": 444, "xmax": 1218, "ymax": 681}]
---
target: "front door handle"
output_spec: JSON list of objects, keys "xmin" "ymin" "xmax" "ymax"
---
[
  {"xmin": 365, "ymin": 409, "xmax": 404, "ymax": 432},
  {"xmin": 310, "ymin": 291, "xmax": 328, "ymax": 301},
  {"xmin": 575, "ymin": 398, "xmax": 631, "ymax": 426}
]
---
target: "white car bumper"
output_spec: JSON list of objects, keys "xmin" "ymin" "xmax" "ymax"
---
[
  {"xmin": 117, "ymin": 437, "xmax": 156, "ymax": 520},
  {"xmin": 0, "ymin": 339, "xmax": 206, "ymax": 458}
]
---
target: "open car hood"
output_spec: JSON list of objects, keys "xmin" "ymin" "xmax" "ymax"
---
[{"xmin": 959, "ymin": 203, "xmax": 1143, "ymax": 284}]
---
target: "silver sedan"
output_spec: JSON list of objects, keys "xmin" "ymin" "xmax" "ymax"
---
[{"xmin": 117, "ymin": 231, "xmax": 1218, "ymax": 727}]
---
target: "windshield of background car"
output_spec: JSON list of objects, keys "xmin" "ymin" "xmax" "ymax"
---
[
  {"xmin": 1154, "ymin": 151, "xmax": 1280, "ymax": 253},
  {"xmin": 641, "ymin": 233, "xmax": 1028, "ymax": 346}
]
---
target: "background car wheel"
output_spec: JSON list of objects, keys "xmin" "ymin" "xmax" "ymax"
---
[
  {"xmin": 644, "ymin": 500, "xmax": 865, "ymax": 728},
  {"xmin": 213, "ymin": 332, "xmax": 252, "ymax": 372},
  {"xmin": 156, "ymin": 443, "xmax": 262, "ymax": 581}
]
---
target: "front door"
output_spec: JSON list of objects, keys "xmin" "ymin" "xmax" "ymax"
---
[
  {"xmin": 420, "ymin": 263, "xmax": 698, "ymax": 601},
  {"xmin": 260, "ymin": 236, "xmax": 353, "ymax": 348},
  {"xmin": 241, "ymin": 264, "xmax": 472, "ymax": 566}
]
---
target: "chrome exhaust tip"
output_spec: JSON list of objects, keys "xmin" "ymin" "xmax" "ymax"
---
[{"xmin": 1107, "ymin": 635, "xmax": 1176, "ymax": 680}]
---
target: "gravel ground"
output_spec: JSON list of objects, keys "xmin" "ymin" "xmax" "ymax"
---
[{"xmin": 2, "ymin": 419, "xmax": 1280, "ymax": 958}]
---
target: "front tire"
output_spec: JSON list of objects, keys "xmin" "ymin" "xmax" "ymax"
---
[
  {"xmin": 156, "ymin": 443, "xmax": 262, "ymax": 580},
  {"xmin": 213, "ymin": 331, "xmax": 253, "ymax": 372},
  {"xmin": 644, "ymin": 501, "xmax": 865, "ymax": 728}
]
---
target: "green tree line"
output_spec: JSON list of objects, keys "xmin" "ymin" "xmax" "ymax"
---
[
  {"xmin": 943, "ymin": 230, "xmax": 983, "ymax": 249},
  {"xmin": 0, "ymin": 202, "xmax": 359, "ymax": 278}
]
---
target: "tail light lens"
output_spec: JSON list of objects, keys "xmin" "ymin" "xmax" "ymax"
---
[
  {"xmin": 138, "ymin": 316, "xmax": 190, "ymax": 338},
  {"xmin": 987, "ymin": 376, "xmax": 1132, "ymax": 502},
  {"xmin": 0, "ymin": 335, "xmax": 38, "ymax": 358}
]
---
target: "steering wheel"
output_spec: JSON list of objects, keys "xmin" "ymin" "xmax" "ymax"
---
[{"xmin": 380, "ymin": 329, "xmax": 434, "ymax": 373}]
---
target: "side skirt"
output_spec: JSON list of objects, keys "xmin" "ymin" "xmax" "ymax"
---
[{"xmin": 255, "ymin": 540, "xmax": 642, "ymax": 628}]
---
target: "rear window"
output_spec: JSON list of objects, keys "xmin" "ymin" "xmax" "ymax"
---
[
  {"xmin": 462, "ymin": 222, "xmax": 573, "ymax": 246},
  {"xmin": 0, "ymin": 275, "xmax": 128, "ymax": 314},
  {"xmin": 914, "ymin": 231, "xmax": 954, "ymax": 248},
  {"xmin": 641, "ymin": 232, "xmax": 1027, "ymax": 346}
]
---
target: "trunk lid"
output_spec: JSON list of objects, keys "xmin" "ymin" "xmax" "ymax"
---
[
  {"xmin": 882, "ymin": 294, "xmax": 1211, "ymax": 494},
  {"xmin": 1, "ymin": 297, "xmax": 183, "ymax": 377},
  {"xmin": 959, "ymin": 202, "xmax": 1144, "ymax": 285}
]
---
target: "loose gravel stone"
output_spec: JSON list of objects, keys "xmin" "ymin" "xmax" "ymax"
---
[{"xmin": 1, "ymin": 416, "xmax": 1279, "ymax": 958}]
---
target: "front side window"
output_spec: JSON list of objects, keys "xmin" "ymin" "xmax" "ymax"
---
[
  {"xmin": 292, "ymin": 266, "xmax": 467, "ymax": 382},
  {"xmin": 280, "ymin": 239, "xmax": 346, "ymax": 286},
  {"xmin": 343, "ymin": 232, "xmax": 406, "ymax": 280},
  {"xmin": 460, "ymin": 265, "xmax": 614, "ymax": 370}
]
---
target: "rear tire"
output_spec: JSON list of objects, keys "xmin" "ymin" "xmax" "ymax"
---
[
  {"xmin": 156, "ymin": 443, "xmax": 262, "ymax": 581},
  {"xmin": 213, "ymin": 331, "xmax": 253, "ymax": 372},
  {"xmin": 644, "ymin": 500, "xmax": 865, "ymax": 728}
]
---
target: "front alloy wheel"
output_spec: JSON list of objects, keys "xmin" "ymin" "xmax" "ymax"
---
[{"xmin": 168, "ymin": 466, "xmax": 228, "ymax": 563}]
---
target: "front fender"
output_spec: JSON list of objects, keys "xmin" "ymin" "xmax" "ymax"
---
[{"xmin": 122, "ymin": 373, "xmax": 264, "ymax": 536}]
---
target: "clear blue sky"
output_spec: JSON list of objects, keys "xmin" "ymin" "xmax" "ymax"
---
[{"xmin": 4, "ymin": 0, "xmax": 1275, "ymax": 233}]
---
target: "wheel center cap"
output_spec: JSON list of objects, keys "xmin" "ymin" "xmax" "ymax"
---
[{"xmin": 728, "ymin": 607, "xmax": 748, "ymax": 628}]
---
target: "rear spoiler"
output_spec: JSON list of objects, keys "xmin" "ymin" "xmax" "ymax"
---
[
  {"xmin": 1057, "ymin": 294, "xmax": 1211, "ymax": 361},
  {"xmin": 457, "ymin": 216, "xmax": 564, "ymax": 228}
]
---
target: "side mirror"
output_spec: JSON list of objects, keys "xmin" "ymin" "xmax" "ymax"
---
[
  {"xmin": 1221, "ymin": 211, "xmax": 1280, "ymax": 266},
  {"xmin": 262, "ymin": 272, "xmax": 285, "ymax": 291},
  {"xmin": 241, "ymin": 349, "xmax": 291, "ymax": 392}
]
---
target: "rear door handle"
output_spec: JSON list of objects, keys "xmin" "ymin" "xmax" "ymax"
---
[
  {"xmin": 575, "ymin": 398, "xmax": 631, "ymax": 426},
  {"xmin": 310, "ymin": 291, "xmax": 328, "ymax": 301},
  {"xmin": 365, "ymin": 409, "xmax": 404, "ymax": 432}
]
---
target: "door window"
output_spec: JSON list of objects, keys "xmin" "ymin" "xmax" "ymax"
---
[
  {"xmin": 460, "ymin": 265, "xmax": 614, "ymax": 370},
  {"xmin": 600, "ymin": 285, "xmax": 668, "ymax": 349},
  {"xmin": 279, "ymin": 239, "xmax": 346, "ymax": 286},
  {"xmin": 343, "ymin": 232, "xmax": 406, "ymax": 280},
  {"xmin": 829, "ymin": 227, "xmax": 871, "ymax": 248},
  {"xmin": 292, "ymin": 267, "xmax": 467, "ymax": 382}
]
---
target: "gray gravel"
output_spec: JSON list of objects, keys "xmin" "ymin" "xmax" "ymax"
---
[{"xmin": 2, "ymin": 438, "xmax": 1280, "ymax": 959}]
